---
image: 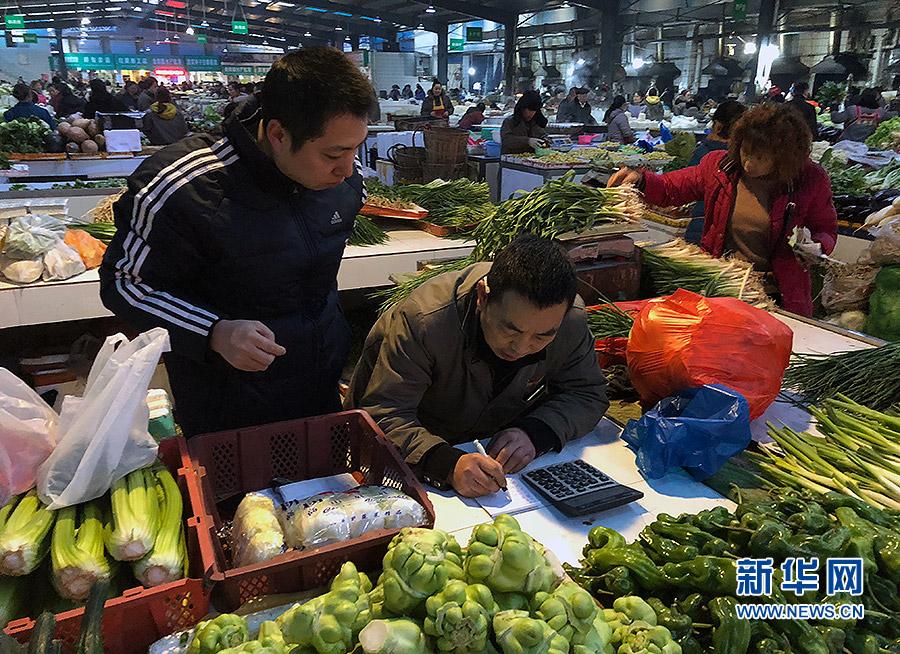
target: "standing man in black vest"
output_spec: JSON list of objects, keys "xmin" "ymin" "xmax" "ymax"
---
[{"xmin": 100, "ymin": 47, "xmax": 372, "ymax": 435}]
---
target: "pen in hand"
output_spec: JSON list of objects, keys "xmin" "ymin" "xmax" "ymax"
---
[{"xmin": 473, "ymin": 439, "xmax": 509, "ymax": 493}]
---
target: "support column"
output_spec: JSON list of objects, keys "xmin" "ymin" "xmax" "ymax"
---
[
  {"xmin": 350, "ymin": 34, "xmax": 360, "ymax": 50},
  {"xmin": 436, "ymin": 22, "xmax": 448, "ymax": 83},
  {"xmin": 503, "ymin": 15, "xmax": 518, "ymax": 94},
  {"xmin": 56, "ymin": 28, "xmax": 68, "ymax": 79},
  {"xmin": 599, "ymin": 0, "xmax": 621, "ymax": 89}
]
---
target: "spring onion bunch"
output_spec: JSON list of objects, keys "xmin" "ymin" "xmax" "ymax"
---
[
  {"xmin": 586, "ymin": 304, "xmax": 635, "ymax": 340},
  {"xmin": 640, "ymin": 239, "xmax": 774, "ymax": 309},
  {"xmin": 349, "ymin": 215, "xmax": 390, "ymax": 247},
  {"xmin": 744, "ymin": 396, "xmax": 900, "ymax": 510},
  {"xmin": 782, "ymin": 341, "xmax": 900, "ymax": 411},
  {"xmin": 394, "ymin": 179, "xmax": 494, "ymax": 229}
]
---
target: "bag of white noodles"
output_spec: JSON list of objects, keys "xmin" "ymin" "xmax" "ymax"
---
[
  {"xmin": 231, "ymin": 493, "xmax": 286, "ymax": 566},
  {"xmin": 282, "ymin": 486, "xmax": 426, "ymax": 550}
]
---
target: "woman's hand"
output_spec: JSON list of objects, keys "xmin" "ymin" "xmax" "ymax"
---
[{"xmin": 607, "ymin": 166, "xmax": 643, "ymax": 188}]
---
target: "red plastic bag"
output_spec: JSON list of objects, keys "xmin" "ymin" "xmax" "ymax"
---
[{"xmin": 626, "ymin": 290, "xmax": 793, "ymax": 419}]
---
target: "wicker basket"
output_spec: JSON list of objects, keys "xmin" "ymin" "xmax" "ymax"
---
[
  {"xmin": 424, "ymin": 128, "xmax": 469, "ymax": 165},
  {"xmin": 393, "ymin": 115, "xmax": 447, "ymax": 131},
  {"xmin": 387, "ymin": 142, "xmax": 425, "ymax": 184}
]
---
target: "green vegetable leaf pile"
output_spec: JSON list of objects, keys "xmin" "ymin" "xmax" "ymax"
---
[{"xmin": 0, "ymin": 117, "xmax": 51, "ymax": 153}]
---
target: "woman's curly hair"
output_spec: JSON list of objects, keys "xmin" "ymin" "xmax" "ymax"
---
[{"xmin": 728, "ymin": 104, "xmax": 812, "ymax": 184}]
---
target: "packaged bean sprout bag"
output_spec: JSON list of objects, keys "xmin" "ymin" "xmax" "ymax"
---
[
  {"xmin": 866, "ymin": 265, "xmax": 900, "ymax": 341},
  {"xmin": 626, "ymin": 289, "xmax": 793, "ymax": 419}
]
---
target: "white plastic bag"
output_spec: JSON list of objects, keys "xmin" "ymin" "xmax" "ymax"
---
[
  {"xmin": 0, "ymin": 255, "xmax": 42, "ymax": 283},
  {"xmin": 42, "ymin": 241, "xmax": 86, "ymax": 281},
  {"xmin": 37, "ymin": 328, "xmax": 170, "ymax": 509},
  {"xmin": 0, "ymin": 369, "xmax": 58, "ymax": 505},
  {"xmin": 2, "ymin": 214, "xmax": 67, "ymax": 260}
]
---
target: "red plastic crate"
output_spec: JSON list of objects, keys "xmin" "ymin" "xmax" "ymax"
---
[
  {"xmin": 179, "ymin": 410, "xmax": 436, "ymax": 611},
  {"xmin": 4, "ymin": 439, "xmax": 211, "ymax": 654}
]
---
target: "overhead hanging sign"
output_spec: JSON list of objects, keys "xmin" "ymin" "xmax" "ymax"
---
[
  {"xmin": 62, "ymin": 53, "xmax": 115, "ymax": 70},
  {"xmin": 184, "ymin": 55, "xmax": 220, "ymax": 71},
  {"xmin": 466, "ymin": 26, "xmax": 482, "ymax": 42},
  {"xmin": 197, "ymin": 34, "xmax": 208, "ymax": 43},
  {"xmin": 23, "ymin": 33, "xmax": 37, "ymax": 43},
  {"xmin": 152, "ymin": 56, "xmax": 181, "ymax": 66},
  {"xmin": 5, "ymin": 14, "xmax": 25, "ymax": 29},
  {"xmin": 231, "ymin": 20, "xmax": 248, "ymax": 34},
  {"xmin": 222, "ymin": 64, "xmax": 258, "ymax": 75},
  {"xmin": 732, "ymin": 0, "xmax": 747, "ymax": 21},
  {"xmin": 449, "ymin": 38, "xmax": 465, "ymax": 52},
  {"xmin": 114, "ymin": 54, "xmax": 151, "ymax": 68}
]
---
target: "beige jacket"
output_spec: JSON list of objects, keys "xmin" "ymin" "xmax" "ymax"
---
[{"xmin": 344, "ymin": 263, "xmax": 608, "ymax": 476}]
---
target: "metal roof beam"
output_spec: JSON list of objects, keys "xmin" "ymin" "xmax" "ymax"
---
[{"xmin": 419, "ymin": 0, "xmax": 514, "ymax": 23}]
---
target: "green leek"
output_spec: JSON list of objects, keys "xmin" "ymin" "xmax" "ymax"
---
[{"xmin": 0, "ymin": 490, "xmax": 55, "ymax": 576}]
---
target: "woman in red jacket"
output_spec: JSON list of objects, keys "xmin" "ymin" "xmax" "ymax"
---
[{"xmin": 609, "ymin": 104, "xmax": 837, "ymax": 316}]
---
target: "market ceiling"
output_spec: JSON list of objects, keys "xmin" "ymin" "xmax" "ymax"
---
[{"xmin": 3, "ymin": 0, "xmax": 887, "ymax": 44}]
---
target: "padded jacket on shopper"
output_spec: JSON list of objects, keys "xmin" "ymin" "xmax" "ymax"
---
[
  {"xmin": 100, "ymin": 96, "xmax": 365, "ymax": 436},
  {"xmin": 500, "ymin": 115, "xmax": 547, "ymax": 154},
  {"xmin": 605, "ymin": 108, "xmax": 635, "ymax": 144},
  {"xmin": 642, "ymin": 150, "xmax": 837, "ymax": 316},
  {"xmin": 344, "ymin": 262, "xmax": 608, "ymax": 484}
]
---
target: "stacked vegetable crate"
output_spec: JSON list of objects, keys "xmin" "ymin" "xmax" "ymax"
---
[
  {"xmin": 178, "ymin": 409, "xmax": 436, "ymax": 610},
  {"xmin": 3, "ymin": 439, "xmax": 211, "ymax": 654}
]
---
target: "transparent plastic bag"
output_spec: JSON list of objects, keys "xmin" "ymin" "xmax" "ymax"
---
[
  {"xmin": 282, "ymin": 486, "xmax": 427, "ymax": 550},
  {"xmin": 0, "ymin": 369, "xmax": 58, "ymax": 505},
  {"xmin": 820, "ymin": 263, "xmax": 880, "ymax": 313},
  {"xmin": 232, "ymin": 493, "xmax": 286, "ymax": 567},
  {"xmin": 42, "ymin": 241, "xmax": 86, "ymax": 281},
  {"xmin": 867, "ymin": 216, "xmax": 900, "ymax": 265},
  {"xmin": 2, "ymin": 214, "xmax": 67, "ymax": 260},
  {"xmin": 0, "ymin": 255, "xmax": 42, "ymax": 283},
  {"xmin": 36, "ymin": 328, "xmax": 170, "ymax": 509}
]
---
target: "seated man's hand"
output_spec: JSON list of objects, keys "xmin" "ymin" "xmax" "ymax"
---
[
  {"xmin": 451, "ymin": 453, "xmax": 507, "ymax": 498},
  {"xmin": 488, "ymin": 428, "xmax": 536, "ymax": 474}
]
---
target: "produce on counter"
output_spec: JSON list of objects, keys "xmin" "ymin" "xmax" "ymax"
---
[
  {"xmin": 393, "ymin": 178, "xmax": 493, "ymax": 229},
  {"xmin": 0, "ymin": 117, "xmax": 51, "ymax": 153},
  {"xmin": 640, "ymin": 240, "xmax": 774, "ymax": 309},
  {"xmin": 50, "ymin": 501, "xmax": 112, "ymax": 601},
  {"xmin": 188, "ymin": 615, "xmax": 250, "ymax": 654},
  {"xmin": 493, "ymin": 610, "xmax": 570, "ymax": 654},
  {"xmin": 132, "ymin": 467, "xmax": 187, "ymax": 587},
  {"xmin": 360, "ymin": 618, "xmax": 429, "ymax": 654},
  {"xmin": 104, "ymin": 468, "xmax": 159, "ymax": 561},
  {"xmin": 231, "ymin": 493, "xmax": 286, "ymax": 567},
  {"xmin": 782, "ymin": 341, "xmax": 900, "ymax": 410},
  {"xmin": 423, "ymin": 580, "xmax": 497, "ymax": 653},
  {"xmin": 819, "ymin": 150, "xmax": 872, "ymax": 197},
  {"xmin": 866, "ymin": 265, "xmax": 900, "ymax": 340},
  {"xmin": 566, "ymin": 486, "xmax": 899, "ymax": 654},
  {"xmin": 350, "ymin": 215, "xmax": 390, "ymax": 247},
  {"xmin": 587, "ymin": 304, "xmax": 635, "ymax": 340},
  {"xmin": 740, "ymin": 396, "xmax": 900, "ymax": 510},
  {"xmin": 865, "ymin": 116, "xmax": 900, "ymax": 151},
  {"xmin": 0, "ymin": 491, "xmax": 56, "ymax": 576}
]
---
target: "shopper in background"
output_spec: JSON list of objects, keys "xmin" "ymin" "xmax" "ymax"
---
[
  {"xmin": 500, "ymin": 90, "xmax": 548, "ymax": 154},
  {"xmin": 608, "ymin": 104, "xmax": 837, "ymax": 317},
  {"xmin": 83, "ymin": 78, "xmax": 127, "ymax": 119},
  {"xmin": 140, "ymin": 87, "xmax": 189, "ymax": 146},
  {"xmin": 137, "ymin": 76, "xmax": 158, "ymax": 111},
  {"xmin": 604, "ymin": 94, "xmax": 635, "ymax": 144},
  {"xmin": 30, "ymin": 80, "xmax": 47, "ymax": 105},
  {"xmin": 832, "ymin": 88, "xmax": 897, "ymax": 143},
  {"xmin": 388, "ymin": 84, "xmax": 402, "ymax": 101},
  {"xmin": 786, "ymin": 81, "xmax": 818, "ymax": 138},
  {"xmin": 227, "ymin": 81, "xmax": 250, "ymax": 103},
  {"xmin": 683, "ymin": 100, "xmax": 747, "ymax": 243},
  {"xmin": 401, "ymin": 83, "xmax": 413, "ymax": 100},
  {"xmin": 414, "ymin": 83, "xmax": 426, "ymax": 101},
  {"xmin": 346, "ymin": 235, "xmax": 608, "ymax": 498},
  {"xmin": 645, "ymin": 87, "xmax": 665, "ymax": 121},
  {"xmin": 118, "ymin": 81, "xmax": 141, "ymax": 111},
  {"xmin": 4, "ymin": 82, "xmax": 56, "ymax": 128},
  {"xmin": 557, "ymin": 87, "xmax": 596, "ymax": 125},
  {"xmin": 49, "ymin": 81, "xmax": 85, "ymax": 118},
  {"xmin": 421, "ymin": 80, "xmax": 453, "ymax": 118},
  {"xmin": 555, "ymin": 87, "xmax": 577, "ymax": 122},
  {"xmin": 457, "ymin": 102, "xmax": 486, "ymax": 131},
  {"xmin": 627, "ymin": 92, "xmax": 645, "ymax": 118},
  {"xmin": 100, "ymin": 47, "xmax": 371, "ymax": 436}
]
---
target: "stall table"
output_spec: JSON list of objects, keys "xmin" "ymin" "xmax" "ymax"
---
[
  {"xmin": 467, "ymin": 154, "xmax": 501, "ymax": 202},
  {"xmin": 499, "ymin": 159, "xmax": 593, "ymax": 200},
  {"xmin": 0, "ymin": 156, "xmax": 148, "ymax": 182},
  {"xmin": 0, "ymin": 228, "xmax": 474, "ymax": 329}
]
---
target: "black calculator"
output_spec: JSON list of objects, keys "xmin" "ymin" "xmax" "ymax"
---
[{"xmin": 522, "ymin": 459, "xmax": 644, "ymax": 517}]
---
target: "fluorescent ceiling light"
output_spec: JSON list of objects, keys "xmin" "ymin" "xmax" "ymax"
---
[
  {"xmin": 467, "ymin": 66, "xmax": 475, "ymax": 75},
  {"xmin": 632, "ymin": 56, "xmax": 644, "ymax": 68},
  {"xmin": 81, "ymin": 16, "xmax": 91, "ymax": 24},
  {"xmin": 743, "ymin": 41, "xmax": 757, "ymax": 54},
  {"xmin": 425, "ymin": 4, "xmax": 435, "ymax": 13},
  {"xmin": 185, "ymin": 24, "xmax": 194, "ymax": 33}
]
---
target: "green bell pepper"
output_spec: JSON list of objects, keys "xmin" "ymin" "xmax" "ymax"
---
[
  {"xmin": 708, "ymin": 597, "xmax": 751, "ymax": 654},
  {"xmin": 661, "ymin": 557, "xmax": 737, "ymax": 596}
]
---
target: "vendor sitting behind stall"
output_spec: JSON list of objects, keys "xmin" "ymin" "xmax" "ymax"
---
[
  {"xmin": 345, "ymin": 235, "xmax": 609, "ymax": 498},
  {"xmin": 4, "ymin": 82, "xmax": 56, "ymax": 128},
  {"xmin": 556, "ymin": 88, "xmax": 597, "ymax": 125},
  {"xmin": 608, "ymin": 104, "xmax": 837, "ymax": 317},
  {"xmin": 500, "ymin": 91, "xmax": 548, "ymax": 154}
]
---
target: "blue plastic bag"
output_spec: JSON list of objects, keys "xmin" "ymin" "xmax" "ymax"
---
[
  {"xmin": 621, "ymin": 384, "xmax": 751, "ymax": 480},
  {"xmin": 659, "ymin": 122, "xmax": 674, "ymax": 143}
]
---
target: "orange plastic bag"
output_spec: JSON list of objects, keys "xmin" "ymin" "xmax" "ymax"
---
[
  {"xmin": 626, "ymin": 289, "xmax": 793, "ymax": 419},
  {"xmin": 64, "ymin": 229, "xmax": 107, "ymax": 269}
]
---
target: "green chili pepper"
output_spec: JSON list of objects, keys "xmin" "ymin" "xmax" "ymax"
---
[
  {"xmin": 874, "ymin": 531, "xmax": 900, "ymax": 582},
  {"xmin": 585, "ymin": 544, "xmax": 667, "ymax": 591},
  {"xmin": 708, "ymin": 597, "xmax": 751, "ymax": 654},
  {"xmin": 747, "ymin": 521, "xmax": 793, "ymax": 559},
  {"xmin": 639, "ymin": 528, "xmax": 700, "ymax": 564},
  {"xmin": 815, "ymin": 626, "xmax": 846, "ymax": 654},
  {"xmin": 867, "ymin": 575, "xmax": 900, "ymax": 614},
  {"xmin": 675, "ymin": 593, "xmax": 709, "ymax": 623},
  {"xmin": 587, "ymin": 525, "xmax": 628, "ymax": 551},
  {"xmin": 646, "ymin": 598, "xmax": 693, "ymax": 640},
  {"xmin": 786, "ymin": 526, "xmax": 851, "ymax": 560},
  {"xmin": 835, "ymin": 508, "xmax": 879, "ymax": 575},
  {"xmin": 820, "ymin": 492, "xmax": 896, "ymax": 530},
  {"xmin": 661, "ymin": 557, "xmax": 737, "ymax": 595},
  {"xmin": 690, "ymin": 507, "xmax": 734, "ymax": 535},
  {"xmin": 676, "ymin": 635, "xmax": 706, "ymax": 654},
  {"xmin": 753, "ymin": 638, "xmax": 788, "ymax": 654},
  {"xmin": 786, "ymin": 504, "xmax": 831, "ymax": 534},
  {"xmin": 601, "ymin": 566, "xmax": 637, "ymax": 596},
  {"xmin": 844, "ymin": 630, "xmax": 879, "ymax": 654}
]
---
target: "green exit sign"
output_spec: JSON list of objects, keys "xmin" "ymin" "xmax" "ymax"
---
[
  {"xmin": 23, "ymin": 33, "xmax": 37, "ymax": 43},
  {"xmin": 197, "ymin": 34, "xmax": 208, "ymax": 43},
  {"xmin": 450, "ymin": 38, "xmax": 464, "ymax": 52},
  {"xmin": 733, "ymin": 0, "xmax": 747, "ymax": 21},
  {"xmin": 232, "ymin": 20, "xmax": 248, "ymax": 34},
  {"xmin": 466, "ymin": 26, "xmax": 482, "ymax": 42},
  {"xmin": 5, "ymin": 14, "xmax": 25, "ymax": 29}
]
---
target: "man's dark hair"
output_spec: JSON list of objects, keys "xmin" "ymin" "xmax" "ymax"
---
[
  {"xmin": 711, "ymin": 100, "xmax": 746, "ymax": 138},
  {"xmin": 261, "ymin": 47, "xmax": 373, "ymax": 151},
  {"xmin": 793, "ymin": 81, "xmax": 809, "ymax": 95},
  {"xmin": 858, "ymin": 88, "xmax": 880, "ymax": 109},
  {"xmin": 12, "ymin": 82, "xmax": 31, "ymax": 102},
  {"xmin": 486, "ymin": 235, "xmax": 577, "ymax": 309}
]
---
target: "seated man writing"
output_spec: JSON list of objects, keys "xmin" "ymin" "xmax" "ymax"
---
[{"xmin": 345, "ymin": 235, "xmax": 609, "ymax": 497}]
